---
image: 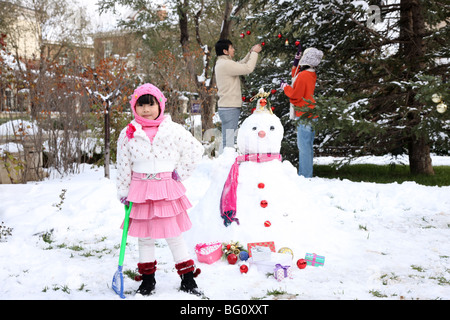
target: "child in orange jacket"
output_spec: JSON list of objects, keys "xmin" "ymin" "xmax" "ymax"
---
[{"xmin": 281, "ymin": 47, "xmax": 323, "ymax": 178}]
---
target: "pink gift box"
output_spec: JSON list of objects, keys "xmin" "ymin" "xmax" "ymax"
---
[{"xmin": 195, "ymin": 242, "xmax": 222, "ymax": 264}]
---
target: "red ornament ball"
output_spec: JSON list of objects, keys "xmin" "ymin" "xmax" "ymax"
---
[
  {"xmin": 271, "ymin": 89, "xmax": 276, "ymax": 94},
  {"xmin": 297, "ymin": 259, "xmax": 307, "ymax": 269},
  {"xmin": 258, "ymin": 183, "xmax": 265, "ymax": 189},
  {"xmin": 260, "ymin": 98, "xmax": 267, "ymax": 106},
  {"xmin": 277, "ymin": 33, "xmax": 282, "ymax": 39},
  {"xmin": 264, "ymin": 220, "xmax": 271, "ymax": 227},
  {"xmin": 246, "ymin": 30, "xmax": 251, "ymax": 35},
  {"xmin": 240, "ymin": 33, "xmax": 245, "ymax": 38},
  {"xmin": 227, "ymin": 253, "xmax": 238, "ymax": 265},
  {"xmin": 261, "ymin": 41, "xmax": 266, "ymax": 46},
  {"xmin": 295, "ymin": 40, "xmax": 300, "ymax": 46},
  {"xmin": 242, "ymin": 96, "xmax": 246, "ymax": 102},
  {"xmin": 240, "ymin": 264, "xmax": 249, "ymax": 273},
  {"xmin": 260, "ymin": 200, "xmax": 268, "ymax": 208}
]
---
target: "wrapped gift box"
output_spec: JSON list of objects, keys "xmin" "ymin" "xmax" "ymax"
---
[
  {"xmin": 195, "ymin": 242, "xmax": 222, "ymax": 264},
  {"xmin": 274, "ymin": 264, "xmax": 293, "ymax": 281},
  {"xmin": 247, "ymin": 241, "xmax": 275, "ymax": 258},
  {"xmin": 250, "ymin": 246, "xmax": 272, "ymax": 261},
  {"xmin": 305, "ymin": 253, "xmax": 325, "ymax": 267},
  {"xmin": 250, "ymin": 252, "xmax": 292, "ymax": 274}
]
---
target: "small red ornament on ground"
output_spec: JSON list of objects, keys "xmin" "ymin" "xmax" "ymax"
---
[
  {"xmin": 240, "ymin": 264, "xmax": 249, "ymax": 273},
  {"xmin": 258, "ymin": 183, "xmax": 265, "ymax": 189},
  {"xmin": 227, "ymin": 253, "xmax": 238, "ymax": 265},
  {"xmin": 297, "ymin": 259, "xmax": 307, "ymax": 269},
  {"xmin": 264, "ymin": 220, "xmax": 271, "ymax": 227},
  {"xmin": 260, "ymin": 200, "xmax": 268, "ymax": 208}
]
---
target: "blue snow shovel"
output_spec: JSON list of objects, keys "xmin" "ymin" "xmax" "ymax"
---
[{"xmin": 112, "ymin": 202, "xmax": 132, "ymax": 299}]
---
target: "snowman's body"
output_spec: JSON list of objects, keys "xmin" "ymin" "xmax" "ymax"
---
[
  {"xmin": 231, "ymin": 105, "xmax": 304, "ymax": 243},
  {"xmin": 187, "ymin": 95, "xmax": 307, "ymax": 247}
]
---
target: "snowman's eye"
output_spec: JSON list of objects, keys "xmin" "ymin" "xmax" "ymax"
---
[
  {"xmin": 270, "ymin": 126, "xmax": 275, "ymax": 131},
  {"xmin": 252, "ymin": 127, "xmax": 257, "ymax": 131}
]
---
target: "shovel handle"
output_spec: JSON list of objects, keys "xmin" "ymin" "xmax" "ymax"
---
[{"xmin": 118, "ymin": 202, "xmax": 132, "ymax": 267}]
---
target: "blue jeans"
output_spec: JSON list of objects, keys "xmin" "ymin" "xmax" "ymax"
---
[
  {"xmin": 297, "ymin": 121, "xmax": 316, "ymax": 178},
  {"xmin": 218, "ymin": 107, "xmax": 241, "ymax": 153}
]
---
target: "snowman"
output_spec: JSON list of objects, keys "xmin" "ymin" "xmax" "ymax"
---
[{"xmin": 187, "ymin": 88, "xmax": 308, "ymax": 248}]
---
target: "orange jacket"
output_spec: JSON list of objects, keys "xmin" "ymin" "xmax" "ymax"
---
[{"xmin": 283, "ymin": 67, "xmax": 317, "ymax": 117}]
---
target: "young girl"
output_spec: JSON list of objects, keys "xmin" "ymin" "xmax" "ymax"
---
[{"xmin": 116, "ymin": 83, "xmax": 204, "ymax": 296}]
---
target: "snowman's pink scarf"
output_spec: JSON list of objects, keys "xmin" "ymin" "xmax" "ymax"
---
[{"xmin": 220, "ymin": 153, "xmax": 282, "ymax": 227}]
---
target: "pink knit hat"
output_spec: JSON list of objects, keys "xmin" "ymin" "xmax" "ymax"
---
[{"xmin": 130, "ymin": 83, "xmax": 167, "ymax": 126}]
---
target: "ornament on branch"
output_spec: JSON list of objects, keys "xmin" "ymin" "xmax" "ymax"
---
[{"xmin": 432, "ymin": 93, "xmax": 447, "ymax": 113}]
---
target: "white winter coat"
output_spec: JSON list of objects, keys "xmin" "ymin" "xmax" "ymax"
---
[{"xmin": 116, "ymin": 116, "xmax": 204, "ymax": 200}]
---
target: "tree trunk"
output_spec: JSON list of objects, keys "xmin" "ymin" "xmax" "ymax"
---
[
  {"xmin": 400, "ymin": 0, "xmax": 434, "ymax": 175},
  {"xmin": 104, "ymin": 101, "xmax": 111, "ymax": 179},
  {"xmin": 408, "ymin": 136, "xmax": 434, "ymax": 175},
  {"xmin": 219, "ymin": 0, "xmax": 234, "ymax": 39}
]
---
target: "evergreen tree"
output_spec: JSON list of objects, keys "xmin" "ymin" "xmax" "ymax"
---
[{"xmin": 242, "ymin": 0, "xmax": 449, "ymax": 175}]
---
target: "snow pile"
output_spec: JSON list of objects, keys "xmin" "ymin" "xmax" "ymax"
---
[{"xmin": 0, "ymin": 152, "xmax": 449, "ymax": 300}]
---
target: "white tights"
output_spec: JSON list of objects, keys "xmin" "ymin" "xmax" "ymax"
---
[{"xmin": 138, "ymin": 235, "xmax": 190, "ymax": 264}]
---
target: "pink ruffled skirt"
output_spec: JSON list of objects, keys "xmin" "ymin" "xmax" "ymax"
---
[{"xmin": 121, "ymin": 172, "xmax": 192, "ymax": 239}]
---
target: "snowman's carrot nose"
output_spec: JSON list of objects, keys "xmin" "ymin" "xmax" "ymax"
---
[{"xmin": 258, "ymin": 131, "xmax": 266, "ymax": 138}]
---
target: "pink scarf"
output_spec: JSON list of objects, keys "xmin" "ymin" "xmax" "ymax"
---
[
  {"xmin": 140, "ymin": 118, "xmax": 164, "ymax": 142},
  {"xmin": 220, "ymin": 153, "xmax": 282, "ymax": 227}
]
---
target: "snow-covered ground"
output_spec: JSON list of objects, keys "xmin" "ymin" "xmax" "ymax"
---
[{"xmin": 0, "ymin": 153, "xmax": 449, "ymax": 301}]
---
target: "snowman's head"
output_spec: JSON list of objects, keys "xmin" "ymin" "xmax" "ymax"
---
[{"xmin": 237, "ymin": 111, "xmax": 284, "ymax": 154}]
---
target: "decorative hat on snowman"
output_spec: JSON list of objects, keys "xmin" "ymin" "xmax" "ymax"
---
[{"xmin": 220, "ymin": 88, "xmax": 284, "ymax": 226}]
